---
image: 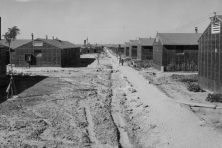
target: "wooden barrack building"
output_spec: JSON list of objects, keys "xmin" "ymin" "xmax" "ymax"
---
[
  {"xmin": 11, "ymin": 38, "xmax": 80, "ymax": 67},
  {"xmin": 137, "ymin": 38, "xmax": 155, "ymax": 60},
  {"xmin": 198, "ymin": 15, "xmax": 222, "ymax": 93},
  {"xmin": 124, "ymin": 42, "xmax": 130, "ymax": 57},
  {"xmin": 129, "ymin": 40, "xmax": 139, "ymax": 59},
  {"xmin": 153, "ymin": 33, "xmax": 202, "ymax": 71},
  {"xmin": 0, "ymin": 43, "xmax": 7, "ymax": 75}
]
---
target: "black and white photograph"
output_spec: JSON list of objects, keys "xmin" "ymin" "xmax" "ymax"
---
[{"xmin": 0, "ymin": 0, "xmax": 222, "ymax": 147}]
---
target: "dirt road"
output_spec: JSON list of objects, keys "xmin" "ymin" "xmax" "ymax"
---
[
  {"xmin": 107, "ymin": 49, "xmax": 222, "ymax": 148},
  {"xmin": 1, "ymin": 51, "xmax": 222, "ymax": 148},
  {"xmin": 0, "ymin": 54, "xmax": 126, "ymax": 148}
]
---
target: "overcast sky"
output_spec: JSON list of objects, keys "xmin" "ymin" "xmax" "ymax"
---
[{"xmin": 0, "ymin": 0, "xmax": 221, "ymax": 44}]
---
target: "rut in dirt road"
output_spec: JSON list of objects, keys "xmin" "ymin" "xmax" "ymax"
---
[{"xmin": 0, "ymin": 64, "xmax": 123, "ymax": 148}]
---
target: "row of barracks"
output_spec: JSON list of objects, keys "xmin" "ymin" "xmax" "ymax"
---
[{"xmin": 122, "ymin": 14, "xmax": 222, "ymax": 93}]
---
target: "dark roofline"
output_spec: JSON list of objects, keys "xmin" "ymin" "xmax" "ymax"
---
[
  {"xmin": 36, "ymin": 38, "xmax": 79, "ymax": 49},
  {"xmin": 157, "ymin": 33, "xmax": 202, "ymax": 45},
  {"xmin": 138, "ymin": 37, "xmax": 155, "ymax": 46},
  {"xmin": 129, "ymin": 40, "xmax": 139, "ymax": 46}
]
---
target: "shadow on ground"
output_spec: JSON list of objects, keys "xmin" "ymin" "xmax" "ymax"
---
[
  {"xmin": 0, "ymin": 75, "xmax": 47, "ymax": 104},
  {"xmin": 79, "ymin": 58, "xmax": 96, "ymax": 67},
  {"xmin": 62, "ymin": 57, "xmax": 96, "ymax": 68}
]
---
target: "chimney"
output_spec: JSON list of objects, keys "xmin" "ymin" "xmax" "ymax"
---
[
  {"xmin": 84, "ymin": 40, "xmax": 86, "ymax": 45},
  {"xmin": 52, "ymin": 36, "xmax": 54, "ymax": 40},
  {"xmin": 31, "ymin": 33, "xmax": 34, "ymax": 40},
  {"xmin": 46, "ymin": 35, "xmax": 48, "ymax": 39},
  {"xmin": 56, "ymin": 37, "xmax": 58, "ymax": 40},
  {"xmin": 195, "ymin": 27, "xmax": 198, "ymax": 33},
  {"xmin": 0, "ymin": 17, "xmax": 1, "ymax": 40},
  {"xmin": 150, "ymin": 37, "xmax": 151, "ymax": 39}
]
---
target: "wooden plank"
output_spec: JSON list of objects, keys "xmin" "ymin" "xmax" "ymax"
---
[{"xmin": 168, "ymin": 99, "xmax": 217, "ymax": 108}]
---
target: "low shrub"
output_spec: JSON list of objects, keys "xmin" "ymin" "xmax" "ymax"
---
[
  {"xmin": 171, "ymin": 74, "xmax": 198, "ymax": 83},
  {"xmin": 166, "ymin": 60, "xmax": 197, "ymax": 72},
  {"xmin": 187, "ymin": 83, "xmax": 205, "ymax": 92},
  {"xmin": 133, "ymin": 60, "xmax": 153, "ymax": 69},
  {"xmin": 206, "ymin": 93, "xmax": 222, "ymax": 103}
]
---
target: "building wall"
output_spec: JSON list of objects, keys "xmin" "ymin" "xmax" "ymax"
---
[
  {"xmin": 81, "ymin": 48, "xmax": 94, "ymax": 54},
  {"xmin": 153, "ymin": 37, "xmax": 198, "ymax": 71},
  {"xmin": 61, "ymin": 47, "xmax": 80, "ymax": 67},
  {"xmin": 130, "ymin": 45, "xmax": 137, "ymax": 59},
  {"xmin": 118, "ymin": 47, "xmax": 124, "ymax": 56},
  {"xmin": 153, "ymin": 38, "xmax": 163, "ymax": 70},
  {"xmin": 162, "ymin": 45, "xmax": 198, "ymax": 70},
  {"xmin": 126, "ymin": 47, "xmax": 129, "ymax": 57},
  {"xmin": 137, "ymin": 44, "xmax": 153, "ymax": 60},
  {"xmin": 198, "ymin": 21, "xmax": 222, "ymax": 93},
  {"xmin": 0, "ymin": 48, "xmax": 6, "ymax": 75},
  {"xmin": 129, "ymin": 45, "xmax": 131, "ymax": 58},
  {"xmin": 13, "ymin": 41, "xmax": 62, "ymax": 67},
  {"xmin": 137, "ymin": 44, "xmax": 142, "ymax": 60},
  {"xmin": 124, "ymin": 46, "xmax": 129, "ymax": 57},
  {"xmin": 124, "ymin": 46, "xmax": 126, "ymax": 57}
]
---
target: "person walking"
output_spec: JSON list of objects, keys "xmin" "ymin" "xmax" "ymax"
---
[
  {"xmin": 121, "ymin": 58, "xmax": 124, "ymax": 66},
  {"xmin": 119, "ymin": 57, "xmax": 121, "ymax": 65}
]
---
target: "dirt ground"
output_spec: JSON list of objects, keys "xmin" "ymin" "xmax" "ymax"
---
[
  {"xmin": 107, "ymin": 48, "xmax": 222, "ymax": 148},
  {"xmin": 137, "ymin": 68, "xmax": 222, "ymax": 133},
  {"xmin": 1, "ymin": 50, "xmax": 222, "ymax": 148},
  {"xmin": 0, "ymin": 53, "xmax": 130, "ymax": 148}
]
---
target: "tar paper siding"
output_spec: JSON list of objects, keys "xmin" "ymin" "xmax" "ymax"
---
[
  {"xmin": 0, "ymin": 47, "xmax": 6, "ymax": 75},
  {"xmin": 153, "ymin": 39, "xmax": 163, "ymax": 70},
  {"xmin": 13, "ymin": 41, "xmax": 62, "ymax": 67},
  {"xmin": 126, "ymin": 47, "xmax": 129, "ymax": 57},
  {"xmin": 61, "ymin": 47, "xmax": 80, "ymax": 67},
  {"xmin": 118, "ymin": 47, "xmax": 124, "ymax": 56},
  {"xmin": 198, "ymin": 22, "xmax": 222, "ymax": 93},
  {"xmin": 162, "ymin": 45, "xmax": 198, "ymax": 67},
  {"xmin": 129, "ymin": 45, "xmax": 138, "ymax": 59},
  {"xmin": 137, "ymin": 44, "xmax": 153, "ymax": 60},
  {"xmin": 124, "ymin": 46, "xmax": 129, "ymax": 57},
  {"xmin": 153, "ymin": 39, "xmax": 198, "ymax": 71}
]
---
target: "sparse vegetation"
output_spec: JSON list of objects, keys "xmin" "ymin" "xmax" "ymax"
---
[
  {"xmin": 187, "ymin": 83, "xmax": 205, "ymax": 92},
  {"xmin": 170, "ymin": 74, "xmax": 198, "ymax": 83},
  {"xmin": 206, "ymin": 93, "xmax": 222, "ymax": 103},
  {"xmin": 133, "ymin": 60, "xmax": 153, "ymax": 69},
  {"xmin": 166, "ymin": 60, "xmax": 198, "ymax": 72}
]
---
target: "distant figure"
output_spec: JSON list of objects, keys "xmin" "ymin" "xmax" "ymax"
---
[
  {"xmin": 97, "ymin": 52, "xmax": 100, "ymax": 65},
  {"xmin": 121, "ymin": 58, "xmax": 124, "ymax": 66},
  {"xmin": 119, "ymin": 57, "xmax": 121, "ymax": 65}
]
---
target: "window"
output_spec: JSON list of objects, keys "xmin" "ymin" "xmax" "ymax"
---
[
  {"xmin": 34, "ymin": 50, "xmax": 42, "ymax": 57},
  {"xmin": 176, "ymin": 46, "xmax": 184, "ymax": 55},
  {"xmin": 33, "ymin": 41, "xmax": 43, "ymax": 46},
  {"xmin": 176, "ymin": 49, "xmax": 184, "ymax": 55},
  {"xmin": 25, "ymin": 54, "xmax": 31, "ymax": 61},
  {"xmin": 156, "ymin": 37, "xmax": 159, "ymax": 42},
  {"xmin": 211, "ymin": 21, "xmax": 220, "ymax": 34}
]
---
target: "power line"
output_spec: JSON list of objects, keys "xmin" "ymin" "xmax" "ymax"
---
[
  {"xmin": 160, "ymin": 11, "xmax": 222, "ymax": 33},
  {"xmin": 169, "ymin": 18, "xmax": 209, "ymax": 32},
  {"xmin": 162, "ymin": 13, "xmax": 212, "ymax": 32}
]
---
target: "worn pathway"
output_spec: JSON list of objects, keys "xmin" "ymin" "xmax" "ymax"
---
[{"xmin": 107, "ymin": 49, "xmax": 222, "ymax": 148}]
